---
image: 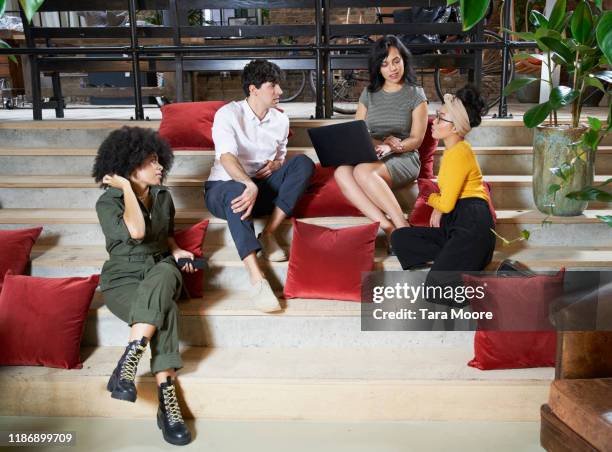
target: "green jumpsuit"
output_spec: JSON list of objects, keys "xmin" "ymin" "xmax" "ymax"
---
[{"xmin": 96, "ymin": 185, "xmax": 183, "ymax": 374}]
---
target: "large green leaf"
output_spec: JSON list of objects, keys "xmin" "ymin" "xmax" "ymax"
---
[
  {"xmin": 447, "ymin": 0, "xmax": 460, "ymax": 5},
  {"xmin": 530, "ymin": 10, "xmax": 549, "ymax": 28},
  {"xmin": 548, "ymin": 0, "xmax": 567, "ymax": 32},
  {"xmin": 571, "ymin": 1, "xmax": 594, "ymax": 45},
  {"xmin": 536, "ymin": 28, "xmax": 563, "ymax": 40},
  {"xmin": 540, "ymin": 36, "xmax": 574, "ymax": 65},
  {"xmin": 597, "ymin": 11, "xmax": 612, "ymax": 65},
  {"xmin": 535, "ymin": 28, "xmax": 564, "ymax": 54},
  {"xmin": 0, "ymin": 0, "xmax": 6, "ymax": 17},
  {"xmin": 583, "ymin": 129, "xmax": 600, "ymax": 150},
  {"xmin": 19, "ymin": 0, "xmax": 45, "ymax": 24},
  {"xmin": 503, "ymin": 77, "xmax": 540, "ymax": 96},
  {"xmin": 509, "ymin": 30, "xmax": 537, "ymax": 41},
  {"xmin": 587, "ymin": 117, "xmax": 602, "ymax": 132},
  {"xmin": 579, "ymin": 55, "xmax": 602, "ymax": 74},
  {"xmin": 0, "ymin": 39, "xmax": 16, "ymax": 63},
  {"xmin": 548, "ymin": 86, "xmax": 579, "ymax": 109},
  {"xmin": 460, "ymin": 0, "xmax": 489, "ymax": 31},
  {"xmin": 524, "ymin": 102, "xmax": 553, "ymax": 128}
]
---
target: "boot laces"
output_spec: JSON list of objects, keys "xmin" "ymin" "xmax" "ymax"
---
[
  {"xmin": 162, "ymin": 385, "xmax": 185, "ymax": 425},
  {"xmin": 119, "ymin": 343, "xmax": 145, "ymax": 381}
]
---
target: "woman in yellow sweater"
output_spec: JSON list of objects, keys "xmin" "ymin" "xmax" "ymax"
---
[{"xmin": 391, "ymin": 86, "xmax": 495, "ymax": 280}]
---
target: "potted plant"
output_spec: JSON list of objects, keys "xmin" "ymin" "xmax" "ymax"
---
[{"xmin": 502, "ymin": 0, "xmax": 611, "ymax": 216}]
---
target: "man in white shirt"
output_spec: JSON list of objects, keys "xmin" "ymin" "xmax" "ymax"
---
[{"xmin": 204, "ymin": 60, "xmax": 315, "ymax": 312}]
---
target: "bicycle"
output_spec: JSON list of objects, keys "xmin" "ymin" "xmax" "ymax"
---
[
  {"xmin": 433, "ymin": 3, "xmax": 514, "ymax": 114},
  {"xmin": 280, "ymin": 4, "xmax": 513, "ymax": 116}
]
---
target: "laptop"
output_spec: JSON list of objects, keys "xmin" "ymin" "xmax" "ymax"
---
[{"xmin": 308, "ymin": 120, "xmax": 388, "ymax": 167}]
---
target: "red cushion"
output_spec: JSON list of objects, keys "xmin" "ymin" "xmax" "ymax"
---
[
  {"xmin": 0, "ymin": 227, "xmax": 43, "ymax": 292},
  {"xmin": 408, "ymin": 179, "xmax": 439, "ymax": 227},
  {"xmin": 159, "ymin": 101, "xmax": 226, "ymax": 149},
  {"xmin": 159, "ymin": 102, "xmax": 293, "ymax": 149},
  {"xmin": 463, "ymin": 268, "xmax": 565, "ymax": 370},
  {"xmin": 284, "ymin": 220, "xmax": 378, "ymax": 301},
  {"xmin": 293, "ymin": 164, "xmax": 364, "ymax": 217},
  {"xmin": 0, "ymin": 272, "xmax": 100, "ymax": 369},
  {"xmin": 417, "ymin": 117, "xmax": 438, "ymax": 179},
  {"xmin": 408, "ymin": 179, "xmax": 497, "ymax": 226},
  {"xmin": 173, "ymin": 220, "xmax": 209, "ymax": 298}
]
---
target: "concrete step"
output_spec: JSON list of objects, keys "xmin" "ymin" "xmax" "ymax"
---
[
  {"xmin": 0, "ymin": 416, "xmax": 544, "ymax": 452},
  {"xmin": 1, "ymin": 208, "xmax": 611, "ymax": 247},
  {"xmin": 1, "ymin": 174, "xmax": 610, "ymax": 210},
  {"xmin": 29, "ymin": 243, "xmax": 612, "ymax": 291},
  {"xmin": 1, "ymin": 146, "xmax": 611, "ymax": 176},
  {"xmin": 0, "ymin": 147, "xmax": 317, "ymax": 176},
  {"xmin": 0, "ymin": 345, "xmax": 553, "ymax": 421},
  {"xmin": 84, "ymin": 289, "xmax": 476, "ymax": 348},
  {"xmin": 1, "ymin": 118, "xmax": 610, "ymax": 148}
]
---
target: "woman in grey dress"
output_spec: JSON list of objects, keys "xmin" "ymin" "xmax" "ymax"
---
[{"xmin": 335, "ymin": 35, "xmax": 428, "ymax": 252}]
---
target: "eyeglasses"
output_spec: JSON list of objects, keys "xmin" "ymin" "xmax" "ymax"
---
[{"xmin": 435, "ymin": 110, "xmax": 454, "ymax": 124}]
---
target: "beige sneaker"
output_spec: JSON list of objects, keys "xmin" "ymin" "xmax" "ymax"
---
[
  {"xmin": 249, "ymin": 279, "xmax": 282, "ymax": 313},
  {"xmin": 258, "ymin": 233, "xmax": 288, "ymax": 262}
]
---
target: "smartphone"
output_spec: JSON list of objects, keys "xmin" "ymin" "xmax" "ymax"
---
[{"xmin": 176, "ymin": 258, "xmax": 207, "ymax": 270}]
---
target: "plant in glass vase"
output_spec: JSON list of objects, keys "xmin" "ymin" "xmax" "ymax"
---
[{"xmin": 502, "ymin": 0, "xmax": 611, "ymax": 219}]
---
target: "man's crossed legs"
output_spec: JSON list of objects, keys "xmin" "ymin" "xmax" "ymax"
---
[{"xmin": 205, "ymin": 155, "xmax": 314, "ymax": 312}]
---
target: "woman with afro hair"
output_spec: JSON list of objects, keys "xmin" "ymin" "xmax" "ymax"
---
[
  {"xmin": 92, "ymin": 126, "xmax": 193, "ymax": 446},
  {"xmin": 391, "ymin": 86, "xmax": 496, "ymax": 304}
]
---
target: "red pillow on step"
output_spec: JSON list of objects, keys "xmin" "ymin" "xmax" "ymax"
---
[
  {"xmin": 0, "ymin": 227, "xmax": 43, "ymax": 292},
  {"xmin": 159, "ymin": 101, "xmax": 226, "ymax": 149},
  {"xmin": 463, "ymin": 268, "xmax": 565, "ymax": 370},
  {"xmin": 0, "ymin": 272, "xmax": 100, "ymax": 369},
  {"xmin": 408, "ymin": 179, "xmax": 497, "ymax": 226},
  {"xmin": 173, "ymin": 220, "xmax": 209, "ymax": 298},
  {"xmin": 293, "ymin": 164, "xmax": 364, "ymax": 217},
  {"xmin": 284, "ymin": 220, "xmax": 378, "ymax": 301},
  {"xmin": 417, "ymin": 117, "xmax": 438, "ymax": 179}
]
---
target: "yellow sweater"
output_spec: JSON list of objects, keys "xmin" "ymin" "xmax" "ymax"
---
[{"xmin": 427, "ymin": 140, "xmax": 488, "ymax": 213}]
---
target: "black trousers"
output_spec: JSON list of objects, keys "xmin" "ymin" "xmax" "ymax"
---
[{"xmin": 391, "ymin": 198, "xmax": 496, "ymax": 305}]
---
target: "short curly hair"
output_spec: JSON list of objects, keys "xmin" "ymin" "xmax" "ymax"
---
[
  {"xmin": 241, "ymin": 59, "xmax": 282, "ymax": 96},
  {"xmin": 91, "ymin": 126, "xmax": 174, "ymax": 186}
]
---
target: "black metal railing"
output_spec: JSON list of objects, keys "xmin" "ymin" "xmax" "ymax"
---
[{"xmin": 0, "ymin": 0, "xmax": 535, "ymax": 120}]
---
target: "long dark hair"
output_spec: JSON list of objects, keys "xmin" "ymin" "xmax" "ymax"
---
[{"xmin": 367, "ymin": 35, "xmax": 417, "ymax": 93}]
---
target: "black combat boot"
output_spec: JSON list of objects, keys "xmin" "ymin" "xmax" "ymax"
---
[
  {"xmin": 106, "ymin": 337, "xmax": 148, "ymax": 402},
  {"xmin": 157, "ymin": 376, "xmax": 192, "ymax": 446}
]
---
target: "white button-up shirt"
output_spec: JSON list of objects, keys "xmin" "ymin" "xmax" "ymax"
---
[{"xmin": 208, "ymin": 99, "xmax": 290, "ymax": 182}]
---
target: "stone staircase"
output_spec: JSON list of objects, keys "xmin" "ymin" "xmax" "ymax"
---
[{"xmin": 0, "ymin": 117, "xmax": 610, "ymax": 422}]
